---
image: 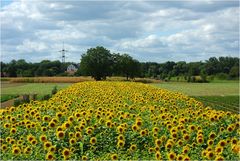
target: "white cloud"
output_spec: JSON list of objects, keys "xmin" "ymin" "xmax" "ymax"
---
[{"xmin": 0, "ymin": 0, "xmax": 239, "ymax": 63}]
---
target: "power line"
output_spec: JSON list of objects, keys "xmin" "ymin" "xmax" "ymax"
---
[{"xmin": 58, "ymin": 42, "xmax": 68, "ymax": 63}]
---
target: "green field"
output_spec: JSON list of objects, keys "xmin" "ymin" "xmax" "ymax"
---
[
  {"xmin": 152, "ymin": 82, "xmax": 239, "ymax": 96},
  {"xmin": 0, "ymin": 94, "xmax": 19, "ymax": 103},
  {"xmin": 152, "ymin": 82, "xmax": 239, "ymax": 113},
  {"xmin": 1, "ymin": 83, "xmax": 72, "ymax": 99},
  {"xmin": 193, "ymin": 96, "xmax": 239, "ymax": 113}
]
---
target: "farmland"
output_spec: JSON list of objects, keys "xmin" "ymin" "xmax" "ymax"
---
[
  {"xmin": 0, "ymin": 82, "xmax": 239, "ymax": 160},
  {"xmin": 152, "ymin": 82, "xmax": 239, "ymax": 113}
]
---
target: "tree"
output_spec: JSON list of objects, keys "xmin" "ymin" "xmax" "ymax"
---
[
  {"xmin": 229, "ymin": 66, "xmax": 239, "ymax": 78},
  {"xmin": 115, "ymin": 54, "xmax": 140, "ymax": 80},
  {"xmin": 79, "ymin": 46, "xmax": 112, "ymax": 80}
]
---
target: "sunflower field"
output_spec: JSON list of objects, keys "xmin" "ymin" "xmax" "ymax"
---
[{"xmin": 0, "ymin": 82, "xmax": 239, "ymax": 160}]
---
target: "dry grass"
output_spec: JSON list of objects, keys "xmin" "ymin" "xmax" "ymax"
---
[
  {"xmin": 7, "ymin": 77, "xmax": 94, "ymax": 83},
  {"xmin": 3, "ymin": 76, "xmax": 162, "ymax": 83}
]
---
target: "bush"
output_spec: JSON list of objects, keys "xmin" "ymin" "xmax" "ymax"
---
[
  {"xmin": 52, "ymin": 86, "xmax": 58, "ymax": 95},
  {"xmin": 216, "ymin": 73, "xmax": 229, "ymax": 80},
  {"xmin": 22, "ymin": 94, "xmax": 30, "ymax": 103},
  {"xmin": 13, "ymin": 99, "xmax": 21, "ymax": 107},
  {"xmin": 32, "ymin": 94, "xmax": 37, "ymax": 101},
  {"xmin": 42, "ymin": 94, "xmax": 51, "ymax": 100}
]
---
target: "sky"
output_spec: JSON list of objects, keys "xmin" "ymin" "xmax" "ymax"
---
[{"xmin": 0, "ymin": 0, "xmax": 239, "ymax": 63}]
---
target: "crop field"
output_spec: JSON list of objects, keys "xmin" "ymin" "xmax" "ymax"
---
[
  {"xmin": 0, "ymin": 82, "xmax": 239, "ymax": 160},
  {"xmin": 152, "ymin": 82, "xmax": 239, "ymax": 114},
  {"xmin": 1, "ymin": 83, "xmax": 71, "ymax": 96},
  {"xmin": 193, "ymin": 96, "xmax": 239, "ymax": 113},
  {"xmin": 152, "ymin": 82, "xmax": 239, "ymax": 96}
]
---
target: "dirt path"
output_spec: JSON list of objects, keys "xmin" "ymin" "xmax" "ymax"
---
[{"xmin": 1, "ymin": 96, "xmax": 22, "ymax": 108}]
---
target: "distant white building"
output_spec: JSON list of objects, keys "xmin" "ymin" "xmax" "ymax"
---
[{"xmin": 66, "ymin": 64, "xmax": 78, "ymax": 74}]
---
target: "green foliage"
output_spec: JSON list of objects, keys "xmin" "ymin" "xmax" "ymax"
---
[
  {"xmin": 229, "ymin": 66, "xmax": 239, "ymax": 78},
  {"xmin": 152, "ymin": 82, "xmax": 239, "ymax": 96},
  {"xmin": 51, "ymin": 86, "xmax": 58, "ymax": 95},
  {"xmin": 80, "ymin": 46, "xmax": 112, "ymax": 80},
  {"xmin": 115, "ymin": 54, "xmax": 141, "ymax": 80},
  {"xmin": 193, "ymin": 96, "xmax": 239, "ymax": 113},
  {"xmin": 22, "ymin": 94, "xmax": 30, "ymax": 103},
  {"xmin": 13, "ymin": 99, "xmax": 21, "ymax": 107},
  {"xmin": 0, "ymin": 94, "xmax": 18, "ymax": 102},
  {"xmin": 41, "ymin": 94, "xmax": 51, "ymax": 100}
]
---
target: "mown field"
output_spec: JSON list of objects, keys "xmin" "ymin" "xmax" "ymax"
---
[
  {"xmin": 152, "ymin": 82, "xmax": 239, "ymax": 96},
  {"xmin": 0, "ymin": 81, "xmax": 239, "ymax": 160},
  {"xmin": 152, "ymin": 82, "xmax": 239, "ymax": 113}
]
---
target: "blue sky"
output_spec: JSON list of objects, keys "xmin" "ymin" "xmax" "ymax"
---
[{"xmin": 1, "ymin": 0, "xmax": 239, "ymax": 63}]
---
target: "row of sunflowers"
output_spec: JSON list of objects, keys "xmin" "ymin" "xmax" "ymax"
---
[{"xmin": 0, "ymin": 82, "xmax": 239, "ymax": 160}]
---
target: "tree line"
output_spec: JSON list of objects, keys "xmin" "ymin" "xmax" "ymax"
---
[
  {"xmin": 1, "ymin": 46, "xmax": 239, "ymax": 81},
  {"xmin": 0, "ymin": 59, "xmax": 77, "ymax": 77}
]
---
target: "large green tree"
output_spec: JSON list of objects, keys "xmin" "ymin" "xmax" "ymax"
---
[
  {"xmin": 117, "ymin": 54, "xmax": 141, "ymax": 80},
  {"xmin": 79, "ymin": 46, "xmax": 113, "ymax": 80}
]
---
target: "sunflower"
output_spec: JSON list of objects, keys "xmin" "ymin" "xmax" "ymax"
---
[
  {"xmin": 56, "ymin": 131, "xmax": 65, "ymax": 140},
  {"xmin": 75, "ymin": 132, "xmax": 82, "ymax": 140},
  {"xmin": 183, "ymin": 155, "xmax": 190, "ymax": 161},
  {"xmin": 155, "ymin": 151, "xmax": 162, "ymax": 160},
  {"xmin": 45, "ymin": 152, "xmax": 55, "ymax": 160},
  {"xmin": 90, "ymin": 137, "xmax": 97, "ymax": 145},
  {"xmin": 117, "ymin": 134, "xmax": 124, "ymax": 141},
  {"xmin": 62, "ymin": 148, "xmax": 71, "ymax": 158},
  {"xmin": 27, "ymin": 135, "xmax": 34, "ymax": 142},
  {"xmin": 56, "ymin": 112, "xmax": 63, "ymax": 118},
  {"xmin": 182, "ymin": 146, "xmax": 190, "ymax": 154},
  {"xmin": 68, "ymin": 116, "xmax": 74, "ymax": 122},
  {"xmin": 40, "ymin": 134, "xmax": 47, "ymax": 142},
  {"xmin": 69, "ymin": 132, "xmax": 74, "ymax": 138},
  {"xmin": 3, "ymin": 123, "xmax": 11, "ymax": 129},
  {"xmin": 209, "ymin": 132, "xmax": 216, "ymax": 139},
  {"xmin": 148, "ymin": 147, "xmax": 154, "ymax": 153},
  {"xmin": 30, "ymin": 139, "xmax": 38, "ymax": 145},
  {"xmin": 167, "ymin": 151, "xmax": 176, "ymax": 160},
  {"xmin": 131, "ymin": 124, "xmax": 139, "ymax": 131},
  {"xmin": 183, "ymin": 134, "xmax": 190, "ymax": 141},
  {"xmin": 215, "ymin": 146, "xmax": 223, "ymax": 154},
  {"xmin": 206, "ymin": 151, "xmax": 214, "ymax": 160},
  {"xmin": 1, "ymin": 144, "xmax": 7, "ymax": 151},
  {"xmin": 69, "ymin": 138, "xmax": 76, "ymax": 145},
  {"xmin": 105, "ymin": 120, "xmax": 112, "ymax": 128},
  {"xmin": 117, "ymin": 140, "xmax": 125, "ymax": 148},
  {"xmin": 117, "ymin": 126, "xmax": 124, "ymax": 133},
  {"xmin": 41, "ymin": 127, "xmax": 47, "ymax": 132},
  {"xmin": 177, "ymin": 154, "xmax": 184, "ymax": 160},
  {"xmin": 231, "ymin": 137, "xmax": 238, "ymax": 145},
  {"xmin": 218, "ymin": 140, "xmax": 227, "ymax": 147},
  {"xmin": 215, "ymin": 155, "xmax": 224, "ymax": 161},
  {"xmin": 44, "ymin": 141, "xmax": 52, "ymax": 150},
  {"xmin": 152, "ymin": 127, "xmax": 159, "ymax": 133},
  {"xmin": 24, "ymin": 146, "xmax": 32, "ymax": 155},
  {"xmin": 130, "ymin": 144, "xmax": 137, "ymax": 151},
  {"xmin": 12, "ymin": 146, "xmax": 21, "ymax": 155},
  {"xmin": 111, "ymin": 154, "xmax": 118, "ymax": 160},
  {"xmin": 48, "ymin": 121, "xmax": 56, "ymax": 128},
  {"xmin": 82, "ymin": 155, "xmax": 88, "ymax": 160},
  {"xmin": 63, "ymin": 121, "xmax": 71, "ymax": 129},
  {"xmin": 135, "ymin": 119, "xmax": 142, "ymax": 127},
  {"xmin": 155, "ymin": 139, "xmax": 162, "ymax": 147},
  {"xmin": 165, "ymin": 142, "xmax": 173, "ymax": 150},
  {"xmin": 10, "ymin": 128, "xmax": 16, "ymax": 134},
  {"xmin": 49, "ymin": 146, "xmax": 56, "ymax": 153},
  {"xmin": 197, "ymin": 137, "xmax": 204, "ymax": 144},
  {"xmin": 207, "ymin": 139, "xmax": 214, "ymax": 146},
  {"xmin": 43, "ymin": 115, "xmax": 50, "ymax": 122}
]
